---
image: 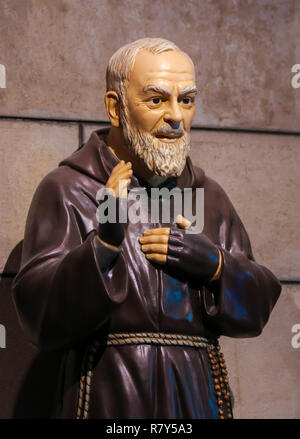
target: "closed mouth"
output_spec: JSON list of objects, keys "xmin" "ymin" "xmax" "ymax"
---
[{"xmin": 155, "ymin": 133, "xmax": 183, "ymax": 139}]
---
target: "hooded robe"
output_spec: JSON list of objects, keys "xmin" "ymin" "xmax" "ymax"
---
[{"xmin": 12, "ymin": 128, "xmax": 282, "ymax": 419}]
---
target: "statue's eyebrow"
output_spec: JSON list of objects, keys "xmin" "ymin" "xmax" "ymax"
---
[
  {"xmin": 143, "ymin": 84, "xmax": 197, "ymax": 97},
  {"xmin": 178, "ymin": 86, "xmax": 198, "ymax": 96},
  {"xmin": 143, "ymin": 85, "xmax": 172, "ymax": 96}
]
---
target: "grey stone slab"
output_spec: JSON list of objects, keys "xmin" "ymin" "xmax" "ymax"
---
[
  {"xmin": 82, "ymin": 123, "xmax": 110, "ymax": 144},
  {"xmin": 0, "ymin": 0, "xmax": 299, "ymax": 131},
  {"xmin": 0, "ymin": 120, "xmax": 78, "ymax": 273},
  {"xmin": 221, "ymin": 284, "xmax": 300, "ymax": 419},
  {"xmin": 189, "ymin": 129, "xmax": 300, "ymax": 281}
]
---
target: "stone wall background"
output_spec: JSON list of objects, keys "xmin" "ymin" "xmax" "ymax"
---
[{"xmin": 0, "ymin": 0, "xmax": 299, "ymax": 418}]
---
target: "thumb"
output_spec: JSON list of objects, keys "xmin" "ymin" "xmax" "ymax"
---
[{"xmin": 175, "ymin": 214, "xmax": 192, "ymax": 230}]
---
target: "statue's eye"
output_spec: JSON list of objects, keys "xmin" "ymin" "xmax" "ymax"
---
[
  {"xmin": 182, "ymin": 97, "xmax": 192, "ymax": 104},
  {"xmin": 151, "ymin": 97, "xmax": 162, "ymax": 105}
]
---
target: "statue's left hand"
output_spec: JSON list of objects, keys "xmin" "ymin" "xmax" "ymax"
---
[
  {"xmin": 139, "ymin": 215, "xmax": 221, "ymax": 284},
  {"xmin": 138, "ymin": 215, "xmax": 192, "ymax": 265},
  {"xmin": 139, "ymin": 227, "xmax": 170, "ymax": 264}
]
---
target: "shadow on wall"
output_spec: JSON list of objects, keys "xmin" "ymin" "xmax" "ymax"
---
[{"xmin": 0, "ymin": 242, "xmax": 64, "ymax": 418}]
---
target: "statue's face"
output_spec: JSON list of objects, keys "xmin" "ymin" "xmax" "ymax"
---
[{"xmin": 121, "ymin": 49, "xmax": 197, "ymax": 177}]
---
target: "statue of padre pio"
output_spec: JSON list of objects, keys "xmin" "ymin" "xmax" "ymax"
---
[{"xmin": 12, "ymin": 38, "xmax": 281, "ymax": 419}]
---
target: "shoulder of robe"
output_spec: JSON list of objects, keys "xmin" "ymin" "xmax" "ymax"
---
[
  {"xmin": 31, "ymin": 165, "xmax": 104, "ymax": 210},
  {"xmin": 202, "ymin": 173, "xmax": 254, "ymax": 256},
  {"xmin": 192, "ymin": 167, "xmax": 235, "ymax": 215}
]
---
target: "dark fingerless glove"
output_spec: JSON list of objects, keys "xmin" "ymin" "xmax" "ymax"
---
[
  {"xmin": 166, "ymin": 227, "xmax": 221, "ymax": 284},
  {"xmin": 97, "ymin": 193, "xmax": 128, "ymax": 248}
]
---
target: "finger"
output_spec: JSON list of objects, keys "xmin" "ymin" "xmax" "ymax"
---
[
  {"xmin": 112, "ymin": 161, "xmax": 132, "ymax": 175},
  {"xmin": 111, "ymin": 177, "xmax": 131, "ymax": 190},
  {"xmin": 110, "ymin": 166, "xmax": 133, "ymax": 180},
  {"xmin": 145, "ymin": 253, "xmax": 167, "ymax": 264},
  {"xmin": 106, "ymin": 168, "xmax": 125, "ymax": 188},
  {"xmin": 176, "ymin": 214, "xmax": 192, "ymax": 229},
  {"xmin": 139, "ymin": 235, "xmax": 169, "ymax": 244},
  {"xmin": 143, "ymin": 228, "xmax": 170, "ymax": 236},
  {"xmin": 108, "ymin": 177, "xmax": 131, "ymax": 194},
  {"xmin": 141, "ymin": 244, "xmax": 168, "ymax": 254},
  {"xmin": 110, "ymin": 162, "xmax": 131, "ymax": 179},
  {"xmin": 111, "ymin": 160, "xmax": 126, "ymax": 175},
  {"xmin": 109, "ymin": 169, "xmax": 133, "ymax": 186},
  {"xmin": 111, "ymin": 179, "xmax": 131, "ymax": 198}
]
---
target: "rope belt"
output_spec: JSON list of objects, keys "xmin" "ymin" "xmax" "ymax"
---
[
  {"xmin": 76, "ymin": 332, "xmax": 232, "ymax": 419},
  {"xmin": 95, "ymin": 331, "xmax": 217, "ymax": 349}
]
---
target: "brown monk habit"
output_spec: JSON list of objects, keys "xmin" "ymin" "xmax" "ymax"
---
[{"xmin": 12, "ymin": 128, "xmax": 281, "ymax": 419}]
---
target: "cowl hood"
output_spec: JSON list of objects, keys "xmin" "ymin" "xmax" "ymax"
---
[{"xmin": 59, "ymin": 127, "xmax": 205, "ymax": 190}]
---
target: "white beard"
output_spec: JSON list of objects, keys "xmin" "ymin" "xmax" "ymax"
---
[{"xmin": 120, "ymin": 108, "xmax": 191, "ymax": 177}]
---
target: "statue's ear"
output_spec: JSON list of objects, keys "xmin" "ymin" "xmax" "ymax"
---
[{"xmin": 104, "ymin": 91, "xmax": 120, "ymax": 127}]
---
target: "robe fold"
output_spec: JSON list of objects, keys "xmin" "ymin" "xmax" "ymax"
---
[{"xmin": 12, "ymin": 128, "xmax": 281, "ymax": 419}]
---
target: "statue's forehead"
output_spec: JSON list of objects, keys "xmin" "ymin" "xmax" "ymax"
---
[
  {"xmin": 142, "ymin": 71, "xmax": 195, "ymax": 82},
  {"xmin": 129, "ymin": 50, "xmax": 195, "ymax": 86}
]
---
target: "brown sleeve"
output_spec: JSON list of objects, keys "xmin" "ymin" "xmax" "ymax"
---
[
  {"xmin": 201, "ymin": 192, "xmax": 282, "ymax": 338},
  {"xmin": 12, "ymin": 172, "xmax": 129, "ymax": 351}
]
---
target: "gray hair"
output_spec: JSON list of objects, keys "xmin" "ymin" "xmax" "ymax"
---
[{"xmin": 106, "ymin": 37, "xmax": 191, "ymax": 108}]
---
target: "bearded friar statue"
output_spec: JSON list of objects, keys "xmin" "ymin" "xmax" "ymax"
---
[{"xmin": 12, "ymin": 38, "xmax": 281, "ymax": 419}]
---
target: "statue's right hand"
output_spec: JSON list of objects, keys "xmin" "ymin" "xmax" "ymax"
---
[
  {"xmin": 105, "ymin": 160, "xmax": 132, "ymax": 198},
  {"xmin": 97, "ymin": 160, "xmax": 132, "ymax": 248}
]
